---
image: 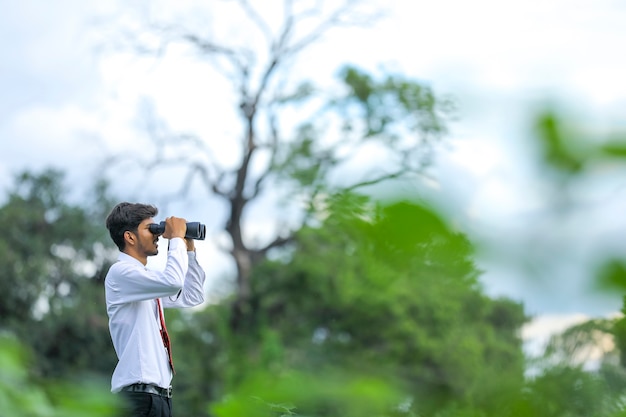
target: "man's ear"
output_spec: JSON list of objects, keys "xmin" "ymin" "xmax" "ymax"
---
[{"xmin": 124, "ymin": 230, "xmax": 136, "ymax": 247}]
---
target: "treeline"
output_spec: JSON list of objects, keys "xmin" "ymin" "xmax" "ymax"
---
[
  {"xmin": 1, "ymin": 167, "xmax": 626, "ymax": 416},
  {"xmin": 4, "ymin": 3, "xmax": 626, "ymax": 413}
]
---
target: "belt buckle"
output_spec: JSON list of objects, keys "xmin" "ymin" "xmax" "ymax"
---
[{"xmin": 166, "ymin": 386, "xmax": 172, "ymax": 398}]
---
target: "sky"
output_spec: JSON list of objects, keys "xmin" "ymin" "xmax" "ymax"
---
[{"xmin": 2, "ymin": 0, "xmax": 626, "ymax": 352}]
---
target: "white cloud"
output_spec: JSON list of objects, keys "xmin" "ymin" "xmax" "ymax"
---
[
  {"xmin": 522, "ymin": 313, "xmax": 590, "ymax": 349},
  {"xmin": 2, "ymin": 0, "xmax": 626, "ymax": 319},
  {"xmin": 522, "ymin": 312, "xmax": 619, "ymax": 372}
]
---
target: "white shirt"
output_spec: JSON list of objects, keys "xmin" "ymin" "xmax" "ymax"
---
[{"xmin": 105, "ymin": 237, "xmax": 206, "ymax": 392}]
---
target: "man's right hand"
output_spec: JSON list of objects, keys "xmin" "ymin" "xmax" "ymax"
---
[{"xmin": 163, "ymin": 216, "xmax": 187, "ymax": 239}]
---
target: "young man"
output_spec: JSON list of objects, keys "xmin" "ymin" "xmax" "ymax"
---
[{"xmin": 104, "ymin": 202, "xmax": 206, "ymax": 417}]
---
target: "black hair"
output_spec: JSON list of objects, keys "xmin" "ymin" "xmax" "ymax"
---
[{"xmin": 105, "ymin": 202, "xmax": 158, "ymax": 251}]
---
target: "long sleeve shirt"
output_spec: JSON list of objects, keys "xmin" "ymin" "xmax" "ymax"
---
[{"xmin": 104, "ymin": 237, "xmax": 206, "ymax": 392}]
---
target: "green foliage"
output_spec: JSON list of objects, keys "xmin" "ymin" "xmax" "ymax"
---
[
  {"xmin": 271, "ymin": 122, "xmax": 333, "ymax": 189},
  {"xmin": 0, "ymin": 169, "xmax": 101, "ymax": 321},
  {"xmin": 30, "ymin": 274, "xmax": 117, "ymax": 378},
  {"xmin": 161, "ymin": 307, "xmax": 228, "ymax": 416},
  {"xmin": 271, "ymin": 66, "xmax": 454, "ymax": 193},
  {"xmin": 523, "ymin": 366, "xmax": 613, "ymax": 417},
  {"xmin": 534, "ymin": 110, "xmax": 626, "ymax": 178},
  {"xmin": 542, "ymin": 318, "xmax": 616, "ymax": 366},
  {"xmin": 0, "ymin": 333, "xmax": 120, "ymax": 417},
  {"xmin": 0, "ymin": 168, "xmax": 116, "ymax": 380},
  {"xmin": 532, "ymin": 109, "xmax": 626, "ymax": 415},
  {"xmin": 535, "ymin": 112, "xmax": 585, "ymax": 174},
  {"xmin": 597, "ymin": 260, "xmax": 626, "ymax": 292},
  {"xmin": 191, "ymin": 194, "xmax": 528, "ymax": 416},
  {"xmin": 528, "ymin": 316, "xmax": 626, "ymax": 415},
  {"xmin": 613, "ymin": 298, "xmax": 626, "ymax": 368},
  {"xmin": 4, "ymin": 108, "xmax": 626, "ymax": 416},
  {"xmin": 339, "ymin": 66, "xmax": 452, "ymax": 139},
  {"xmin": 211, "ymin": 369, "xmax": 403, "ymax": 417}
]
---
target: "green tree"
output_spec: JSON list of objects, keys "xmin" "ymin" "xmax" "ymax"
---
[
  {"xmin": 614, "ymin": 296, "xmax": 626, "ymax": 367},
  {"xmin": 517, "ymin": 317, "xmax": 626, "ymax": 417},
  {"xmin": 521, "ymin": 366, "xmax": 613, "ymax": 417},
  {"xmin": 173, "ymin": 195, "xmax": 527, "ymax": 416},
  {"xmin": 0, "ymin": 333, "xmax": 120, "ymax": 417},
  {"xmin": 0, "ymin": 169, "xmax": 116, "ymax": 379}
]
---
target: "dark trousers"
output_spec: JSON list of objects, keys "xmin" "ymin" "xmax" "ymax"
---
[{"xmin": 120, "ymin": 391, "xmax": 173, "ymax": 417}]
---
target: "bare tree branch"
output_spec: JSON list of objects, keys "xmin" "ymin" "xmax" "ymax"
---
[
  {"xmin": 252, "ymin": 234, "xmax": 294, "ymax": 263},
  {"xmin": 236, "ymin": 0, "xmax": 275, "ymax": 47},
  {"xmin": 97, "ymin": 0, "xmax": 421, "ymax": 332},
  {"xmin": 284, "ymin": 0, "xmax": 382, "ymax": 56},
  {"xmin": 180, "ymin": 32, "xmax": 252, "ymax": 90}
]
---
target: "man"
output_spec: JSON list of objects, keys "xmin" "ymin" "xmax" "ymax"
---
[{"xmin": 104, "ymin": 202, "xmax": 206, "ymax": 417}]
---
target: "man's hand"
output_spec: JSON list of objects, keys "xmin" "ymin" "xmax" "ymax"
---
[
  {"xmin": 163, "ymin": 216, "xmax": 187, "ymax": 239},
  {"xmin": 185, "ymin": 238, "xmax": 195, "ymax": 252}
]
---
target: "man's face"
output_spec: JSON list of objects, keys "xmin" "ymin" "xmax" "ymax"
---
[{"xmin": 135, "ymin": 217, "xmax": 160, "ymax": 257}]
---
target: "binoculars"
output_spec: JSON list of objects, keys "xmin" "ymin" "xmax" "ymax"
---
[{"xmin": 148, "ymin": 221, "xmax": 206, "ymax": 240}]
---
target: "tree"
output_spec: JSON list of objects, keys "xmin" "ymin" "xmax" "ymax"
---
[
  {"xmin": 99, "ymin": 0, "xmax": 453, "ymax": 330},
  {"xmin": 541, "ymin": 317, "xmax": 617, "ymax": 369},
  {"xmin": 172, "ymin": 195, "xmax": 528, "ymax": 416},
  {"xmin": 0, "ymin": 168, "xmax": 117, "ymax": 379},
  {"xmin": 513, "ymin": 316, "xmax": 626, "ymax": 417}
]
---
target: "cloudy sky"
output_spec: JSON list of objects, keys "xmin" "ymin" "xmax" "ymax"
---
[{"xmin": 2, "ymin": 0, "xmax": 626, "ymax": 343}]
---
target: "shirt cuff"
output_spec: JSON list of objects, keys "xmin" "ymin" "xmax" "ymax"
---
[{"xmin": 168, "ymin": 237, "xmax": 185, "ymax": 251}]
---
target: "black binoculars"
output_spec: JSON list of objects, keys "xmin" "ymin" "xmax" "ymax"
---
[{"xmin": 148, "ymin": 221, "xmax": 206, "ymax": 240}]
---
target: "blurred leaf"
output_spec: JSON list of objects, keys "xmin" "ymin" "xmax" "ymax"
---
[
  {"xmin": 211, "ymin": 369, "xmax": 403, "ymax": 417},
  {"xmin": 600, "ymin": 141, "xmax": 626, "ymax": 158},
  {"xmin": 0, "ymin": 334, "xmax": 120, "ymax": 417},
  {"xmin": 596, "ymin": 259, "xmax": 626, "ymax": 291},
  {"xmin": 535, "ymin": 112, "xmax": 584, "ymax": 174}
]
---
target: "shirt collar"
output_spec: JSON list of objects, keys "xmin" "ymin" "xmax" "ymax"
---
[{"xmin": 117, "ymin": 251, "xmax": 146, "ymax": 268}]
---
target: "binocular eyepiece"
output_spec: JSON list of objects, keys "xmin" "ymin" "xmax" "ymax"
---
[{"xmin": 148, "ymin": 221, "xmax": 206, "ymax": 240}]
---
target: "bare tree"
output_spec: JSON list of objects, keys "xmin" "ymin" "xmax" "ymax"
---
[{"xmin": 99, "ymin": 0, "xmax": 452, "ymax": 330}]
